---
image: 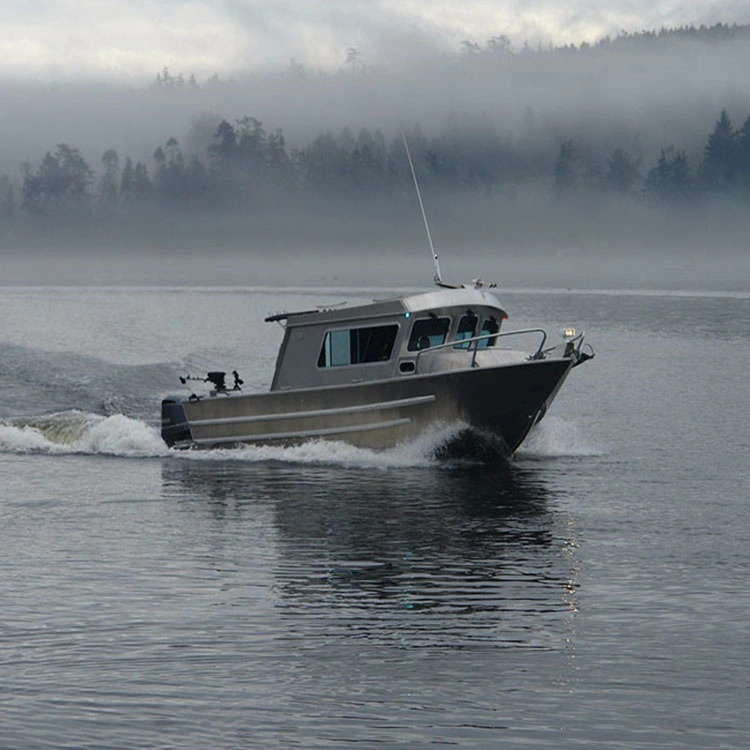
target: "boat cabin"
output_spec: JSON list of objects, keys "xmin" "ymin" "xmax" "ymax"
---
[{"xmin": 267, "ymin": 287, "xmax": 511, "ymax": 391}]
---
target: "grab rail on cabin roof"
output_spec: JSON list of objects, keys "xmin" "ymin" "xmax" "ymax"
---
[{"xmin": 413, "ymin": 328, "xmax": 549, "ymax": 372}]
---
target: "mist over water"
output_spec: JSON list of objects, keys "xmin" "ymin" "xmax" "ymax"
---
[
  {"xmin": 2, "ymin": 32, "xmax": 750, "ymax": 171},
  {"xmin": 3, "ymin": 26, "xmax": 750, "ymax": 282},
  {"xmin": 3, "ymin": 243, "xmax": 749, "ymax": 293}
]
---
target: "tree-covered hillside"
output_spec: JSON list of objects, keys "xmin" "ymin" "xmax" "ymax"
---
[{"xmin": 2, "ymin": 22, "xmax": 750, "ymax": 250}]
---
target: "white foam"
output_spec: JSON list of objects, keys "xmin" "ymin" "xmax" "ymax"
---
[
  {"xmin": 1, "ymin": 411, "xmax": 600, "ymax": 465},
  {"xmin": 0, "ymin": 411, "xmax": 463, "ymax": 465},
  {"xmin": 0, "ymin": 423, "xmax": 67, "ymax": 453},
  {"xmin": 175, "ymin": 422, "xmax": 466, "ymax": 469},
  {"xmin": 0, "ymin": 411, "xmax": 169, "ymax": 457},
  {"xmin": 77, "ymin": 415, "xmax": 170, "ymax": 456},
  {"xmin": 517, "ymin": 416, "xmax": 602, "ymax": 459}
]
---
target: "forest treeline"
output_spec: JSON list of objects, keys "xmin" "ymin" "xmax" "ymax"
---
[
  {"xmin": 141, "ymin": 22, "xmax": 750, "ymax": 87},
  {"xmin": 460, "ymin": 22, "xmax": 750, "ymax": 56},
  {"xmin": 2, "ymin": 106, "xmax": 750, "ymax": 235},
  {"xmin": 3, "ymin": 19, "xmax": 750, "ymax": 240}
]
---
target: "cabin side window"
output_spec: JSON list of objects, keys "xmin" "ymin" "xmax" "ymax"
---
[
  {"xmin": 317, "ymin": 324, "xmax": 399, "ymax": 367},
  {"xmin": 453, "ymin": 312, "xmax": 479, "ymax": 349},
  {"xmin": 407, "ymin": 317, "xmax": 451, "ymax": 351},
  {"xmin": 477, "ymin": 316, "xmax": 500, "ymax": 348}
]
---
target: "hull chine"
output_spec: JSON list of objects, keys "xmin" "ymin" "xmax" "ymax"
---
[{"xmin": 190, "ymin": 416, "xmax": 413, "ymax": 447}]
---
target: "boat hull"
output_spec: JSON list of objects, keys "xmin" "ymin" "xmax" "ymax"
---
[{"xmin": 162, "ymin": 358, "xmax": 573, "ymax": 457}]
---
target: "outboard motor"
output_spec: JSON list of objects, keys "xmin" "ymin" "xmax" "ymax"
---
[{"xmin": 161, "ymin": 397, "xmax": 191, "ymax": 447}]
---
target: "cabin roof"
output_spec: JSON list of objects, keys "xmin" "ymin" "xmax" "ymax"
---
[
  {"xmin": 266, "ymin": 287, "xmax": 507, "ymax": 329},
  {"xmin": 401, "ymin": 287, "xmax": 505, "ymax": 314}
]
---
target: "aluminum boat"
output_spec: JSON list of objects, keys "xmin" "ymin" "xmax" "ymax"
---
[{"xmin": 161, "ymin": 280, "xmax": 593, "ymax": 456}]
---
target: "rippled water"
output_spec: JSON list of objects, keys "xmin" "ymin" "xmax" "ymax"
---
[{"xmin": 1, "ymin": 285, "xmax": 749, "ymax": 748}]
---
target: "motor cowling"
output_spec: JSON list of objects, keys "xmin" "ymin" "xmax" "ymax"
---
[{"xmin": 161, "ymin": 397, "xmax": 192, "ymax": 447}]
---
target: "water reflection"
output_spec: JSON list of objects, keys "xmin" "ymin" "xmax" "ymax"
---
[{"xmin": 161, "ymin": 459, "xmax": 579, "ymax": 650}]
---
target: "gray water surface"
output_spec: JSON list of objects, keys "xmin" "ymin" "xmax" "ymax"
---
[{"xmin": 1, "ymin": 286, "xmax": 748, "ymax": 748}]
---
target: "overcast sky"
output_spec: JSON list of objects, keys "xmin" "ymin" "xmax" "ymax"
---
[{"xmin": 0, "ymin": 0, "xmax": 748, "ymax": 80}]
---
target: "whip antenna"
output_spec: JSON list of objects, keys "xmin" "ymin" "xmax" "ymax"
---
[{"xmin": 401, "ymin": 130, "xmax": 443, "ymax": 285}]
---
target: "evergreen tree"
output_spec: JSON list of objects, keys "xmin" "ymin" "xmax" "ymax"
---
[
  {"xmin": 153, "ymin": 138, "xmax": 188, "ymax": 205},
  {"xmin": 700, "ymin": 109, "xmax": 737, "ymax": 190},
  {"xmin": 22, "ymin": 143, "xmax": 93, "ymax": 215},
  {"xmin": 182, "ymin": 156, "xmax": 208, "ymax": 207},
  {"xmin": 100, "ymin": 148, "xmax": 120, "ymax": 208},
  {"xmin": 302, "ymin": 130, "xmax": 349, "ymax": 190},
  {"xmin": 602, "ymin": 149, "xmax": 641, "ymax": 194},
  {"xmin": 119, "ymin": 157, "xmax": 135, "ymax": 204},
  {"xmin": 552, "ymin": 140, "xmax": 581, "ymax": 193},
  {"xmin": 735, "ymin": 115, "xmax": 750, "ymax": 189},
  {"xmin": 485, "ymin": 35, "xmax": 512, "ymax": 54},
  {"xmin": 266, "ymin": 128, "xmax": 294, "ymax": 188},
  {"xmin": 460, "ymin": 40, "xmax": 481, "ymax": 56},
  {"xmin": 116, "ymin": 156, "xmax": 151, "ymax": 210},
  {"xmin": 153, "ymin": 67, "xmax": 184, "ymax": 90},
  {"xmin": 645, "ymin": 147, "xmax": 694, "ymax": 201},
  {"xmin": 132, "ymin": 162, "xmax": 152, "ymax": 203},
  {"xmin": 235, "ymin": 117, "xmax": 267, "ymax": 178},
  {"xmin": 209, "ymin": 120, "xmax": 237, "ymax": 167}
]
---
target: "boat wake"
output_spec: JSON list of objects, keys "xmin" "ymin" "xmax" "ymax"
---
[
  {"xmin": 180, "ymin": 423, "xmax": 470, "ymax": 468},
  {"xmin": 0, "ymin": 411, "xmax": 169, "ymax": 457},
  {"xmin": 0, "ymin": 411, "xmax": 599, "ymax": 464}
]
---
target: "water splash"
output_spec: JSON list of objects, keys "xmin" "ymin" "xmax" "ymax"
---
[
  {"xmin": 0, "ymin": 411, "xmax": 168, "ymax": 457},
  {"xmin": 0, "ymin": 411, "xmax": 461, "ymax": 466},
  {"xmin": 175, "ymin": 422, "xmax": 467, "ymax": 469},
  {"xmin": 1, "ymin": 410, "xmax": 599, "ymax": 465}
]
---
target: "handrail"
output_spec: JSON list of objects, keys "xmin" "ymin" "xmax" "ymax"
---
[
  {"xmin": 541, "ymin": 330, "xmax": 583, "ymax": 355},
  {"xmin": 414, "ymin": 327, "xmax": 548, "ymax": 372}
]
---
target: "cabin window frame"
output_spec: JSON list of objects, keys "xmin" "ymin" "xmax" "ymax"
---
[
  {"xmin": 316, "ymin": 322, "xmax": 401, "ymax": 368},
  {"xmin": 477, "ymin": 316, "xmax": 501, "ymax": 348},
  {"xmin": 453, "ymin": 312, "xmax": 479, "ymax": 349},
  {"xmin": 406, "ymin": 316, "xmax": 452, "ymax": 352}
]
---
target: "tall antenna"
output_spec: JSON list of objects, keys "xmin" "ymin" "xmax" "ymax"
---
[{"xmin": 401, "ymin": 130, "xmax": 443, "ymax": 285}]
